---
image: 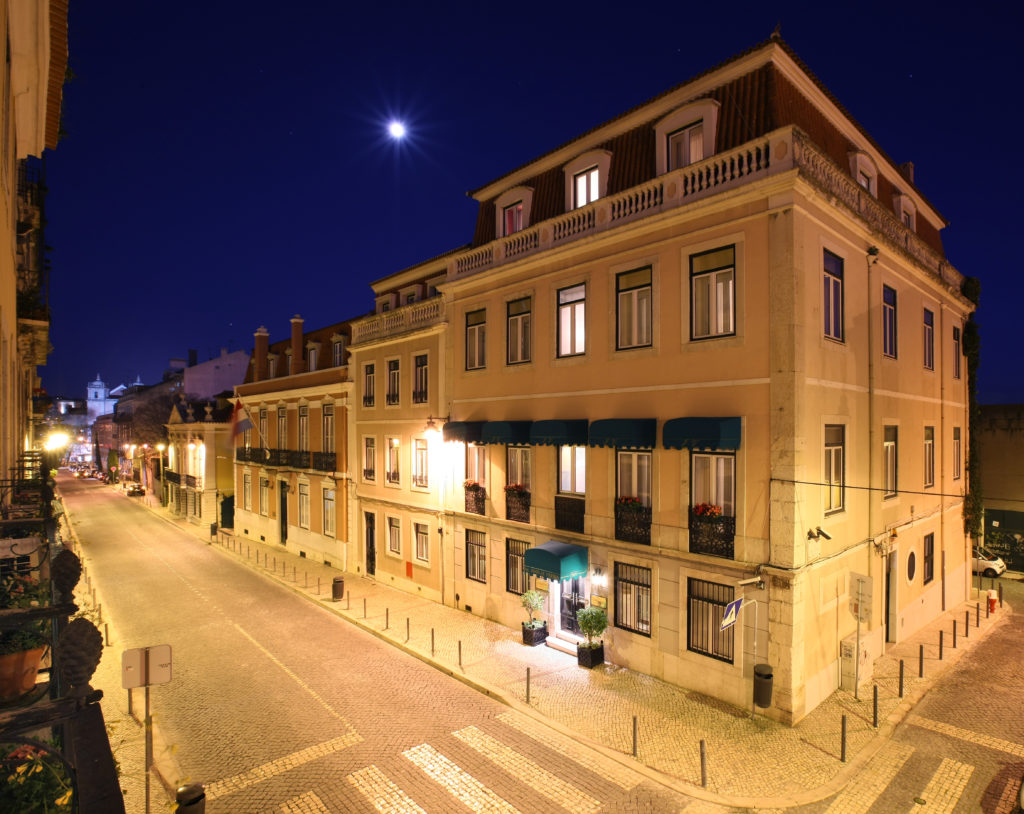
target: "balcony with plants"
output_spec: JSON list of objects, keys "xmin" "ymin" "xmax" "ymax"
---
[
  {"xmin": 504, "ymin": 484, "xmax": 530, "ymax": 523},
  {"xmin": 614, "ymin": 496, "xmax": 651, "ymax": 545},
  {"xmin": 688, "ymin": 503, "xmax": 735, "ymax": 559},
  {"xmin": 463, "ymin": 481, "xmax": 486, "ymax": 516}
]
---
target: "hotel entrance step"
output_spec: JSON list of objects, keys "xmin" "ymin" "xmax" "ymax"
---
[{"xmin": 545, "ymin": 630, "xmax": 583, "ymax": 655}]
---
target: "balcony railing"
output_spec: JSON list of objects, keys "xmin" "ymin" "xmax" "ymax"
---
[
  {"xmin": 412, "ymin": 473, "xmax": 428, "ymax": 488},
  {"xmin": 614, "ymin": 504, "xmax": 652, "ymax": 545},
  {"xmin": 184, "ymin": 474, "xmax": 197, "ymax": 488},
  {"xmin": 385, "ymin": 393, "xmax": 399, "ymax": 406},
  {"xmin": 505, "ymin": 489, "xmax": 530, "ymax": 523},
  {"xmin": 288, "ymin": 450, "xmax": 311, "ymax": 469},
  {"xmin": 412, "ymin": 390, "xmax": 427, "ymax": 404},
  {"xmin": 688, "ymin": 511, "xmax": 736, "ymax": 559},
  {"xmin": 464, "ymin": 485, "xmax": 486, "ymax": 516},
  {"xmin": 362, "ymin": 395, "xmax": 374, "ymax": 407},
  {"xmin": 312, "ymin": 452, "xmax": 335, "ymax": 472},
  {"xmin": 266, "ymin": 448, "xmax": 289, "ymax": 467},
  {"xmin": 350, "ymin": 297, "xmax": 445, "ymax": 346},
  {"xmin": 362, "ymin": 468, "xmax": 375, "ymax": 480},
  {"xmin": 163, "ymin": 470, "xmax": 181, "ymax": 485},
  {"xmin": 555, "ymin": 495, "xmax": 585, "ymax": 533}
]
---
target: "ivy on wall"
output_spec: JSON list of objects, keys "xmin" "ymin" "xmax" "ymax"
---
[{"xmin": 961, "ymin": 277, "xmax": 982, "ymax": 538}]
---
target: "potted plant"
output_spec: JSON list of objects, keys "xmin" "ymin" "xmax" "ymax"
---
[
  {"xmin": 0, "ymin": 574, "xmax": 50, "ymax": 701},
  {"xmin": 520, "ymin": 589, "xmax": 547, "ymax": 646},
  {"xmin": 0, "ymin": 741, "xmax": 74, "ymax": 811},
  {"xmin": 576, "ymin": 605, "xmax": 607, "ymax": 668}
]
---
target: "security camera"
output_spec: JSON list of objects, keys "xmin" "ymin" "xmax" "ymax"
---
[
  {"xmin": 737, "ymin": 577, "xmax": 762, "ymax": 586},
  {"xmin": 816, "ymin": 527, "xmax": 832, "ymax": 541}
]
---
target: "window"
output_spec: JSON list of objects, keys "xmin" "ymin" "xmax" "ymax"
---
[
  {"xmin": 882, "ymin": 286, "xmax": 897, "ymax": 358},
  {"xmin": 466, "ymin": 529, "xmax": 486, "ymax": 583},
  {"xmin": 259, "ymin": 477, "xmax": 269, "ymax": 516},
  {"xmin": 363, "ymin": 363, "xmax": 375, "ymax": 406},
  {"xmin": 243, "ymin": 472, "xmax": 252, "ymax": 511},
  {"xmin": 322, "ymin": 405, "xmax": 334, "ymax": 454},
  {"xmin": 884, "ymin": 426, "xmax": 898, "ymax": 498},
  {"xmin": 506, "ymin": 538, "xmax": 529, "ymax": 595},
  {"xmin": 277, "ymin": 407, "xmax": 287, "ymax": 448},
  {"xmin": 692, "ymin": 453, "xmax": 735, "ymax": 516},
  {"xmin": 388, "ymin": 517, "xmax": 401, "ymax": 555},
  {"xmin": 298, "ymin": 406, "xmax": 309, "ymax": 452},
  {"xmin": 667, "ymin": 120, "xmax": 704, "ymax": 170},
  {"xmin": 953, "ymin": 427, "xmax": 962, "ymax": 480},
  {"xmin": 574, "ymin": 166, "xmax": 599, "ymax": 208},
  {"xmin": 466, "ymin": 310, "xmax": 486, "ymax": 370},
  {"xmin": 323, "ymin": 488, "xmax": 335, "ymax": 537},
  {"xmin": 557, "ymin": 283, "xmax": 586, "ymax": 357},
  {"xmin": 507, "ymin": 298, "xmax": 531, "ymax": 364},
  {"xmin": 413, "ymin": 354, "xmax": 428, "ymax": 403},
  {"xmin": 923, "ymin": 309, "xmax": 934, "ymax": 370},
  {"xmin": 307, "ymin": 347, "xmax": 318, "ymax": 372},
  {"xmin": 559, "ymin": 445, "xmax": 586, "ymax": 494},
  {"xmin": 503, "ymin": 201, "xmax": 523, "ymax": 236},
  {"xmin": 259, "ymin": 409, "xmax": 268, "ymax": 447},
  {"xmin": 691, "ymin": 245, "xmax": 735, "ymax": 339},
  {"xmin": 386, "ymin": 438, "xmax": 400, "ymax": 484},
  {"xmin": 298, "ymin": 483, "xmax": 310, "ymax": 529},
  {"xmin": 849, "ymin": 151, "xmax": 877, "ymax": 196},
  {"xmin": 614, "ymin": 563, "xmax": 652, "ymax": 636},
  {"xmin": 415, "ymin": 523, "xmax": 429, "ymax": 563},
  {"xmin": 386, "ymin": 360, "xmax": 400, "ymax": 405},
  {"xmin": 823, "ymin": 250, "xmax": 844, "ymax": 342},
  {"xmin": 687, "ymin": 578, "xmax": 734, "ymax": 662},
  {"xmin": 242, "ymin": 426, "xmax": 252, "ymax": 449},
  {"xmin": 858, "ymin": 170, "xmax": 873, "ymax": 191},
  {"xmin": 466, "ymin": 444, "xmax": 487, "ymax": 487},
  {"xmin": 924, "ymin": 426, "xmax": 935, "ymax": 488},
  {"xmin": 268, "ymin": 356, "xmax": 277, "ymax": 378},
  {"xmin": 617, "ymin": 451, "xmax": 651, "ymax": 506},
  {"xmin": 923, "ymin": 533, "xmax": 934, "ymax": 584},
  {"xmin": 413, "ymin": 439, "xmax": 428, "ymax": 488},
  {"xmin": 332, "ymin": 340, "xmax": 345, "ymax": 367},
  {"xmin": 617, "ymin": 267, "xmax": 652, "ymax": 349},
  {"xmin": 363, "ymin": 437, "xmax": 376, "ymax": 480},
  {"xmin": 825, "ymin": 425, "xmax": 844, "ymax": 513},
  {"xmin": 506, "ymin": 446, "xmax": 531, "ymax": 491},
  {"xmin": 953, "ymin": 326, "xmax": 961, "ymax": 379}
]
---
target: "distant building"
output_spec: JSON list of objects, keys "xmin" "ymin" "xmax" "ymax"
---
[
  {"xmin": 183, "ymin": 348, "xmax": 250, "ymax": 399},
  {"xmin": 977, "ymin": 404, "xmax": 1024, "ymax": 571},
  {"xmin": 86, "ymin": 374, "xmax": 122, "ymax": 424},
  {"xmin": 164, "ymin": 397, "xmax": 235, "ymax": 528}
]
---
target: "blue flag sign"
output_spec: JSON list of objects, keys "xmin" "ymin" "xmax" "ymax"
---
[{"xmin": 720, "ymin": 597, "xmax": 744, "ymax": 631}]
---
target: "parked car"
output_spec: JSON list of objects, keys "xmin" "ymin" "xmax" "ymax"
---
[
  {"xmin": 972, "ymin": 546, "xmax": 1007, "ymax": 578},
  {"xmin": 126, "ymin": 483, "xmax": 145, "ymax": 497}
]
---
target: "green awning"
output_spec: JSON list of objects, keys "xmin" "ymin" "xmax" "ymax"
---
[
  {"xmin": 523, "ymin": 540, "xmax": 589, "ymax": 581},
  {"xmin": 529, "ymin": 420, "xmax": 589, "ymax": 446},
  {"xmin": 662, "ymin": 417, "xmax": 741, "ymax": 451},
  {"xmin": 443, "ymin": 421, "xmax": 485, "ymax": 443},
  {"xmin": 588, "ymin": 418, "xmax": 656, "ymax": 449},
  {"xmin": 481, "ymin": 421, "xmax": 532, "ymax": 445}
]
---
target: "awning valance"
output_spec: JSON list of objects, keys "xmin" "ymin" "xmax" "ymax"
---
[
  {"xmin": 662, "ymin": 417, "xmax": 741, "ymax": 451},
  {"xmin": 529, "ymin": 420, "xmax": 589, "ymax": 446},
  {"xmin": 588, "ymin": 418, "xmax": 656, "ymax": 449},
  {"xmin": 523, "ymin": 540, "xmax": 589, "ymax": 581},
  {"xmin": 443, "ymin": 421, "xmax": 485, "ymax": 443},
  {"xmin": 480, "ymin": 421, "xmax": 532, "ymax": 445}
]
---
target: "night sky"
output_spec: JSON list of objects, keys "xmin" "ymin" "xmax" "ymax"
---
[{"xmin": 42, "ymin": 2, "xmax": 1022, "ymax": 404}]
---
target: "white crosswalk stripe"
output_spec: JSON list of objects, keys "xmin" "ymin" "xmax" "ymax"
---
[
  {"xmin": 347, "ymin": 764, "xmax": 428, "ymax": 814},
  {"xmin": 404, "ymin": 742, "xmax": 521, "ymax": 813},
  {"xmin": 279, "ymin": 790, "xmax": 331, "ymax": 813},
  {"xmin": 908, "ymin": 757, "xmax": 973, "ymax": 814},
  {"xmin": 824, "ymin": 740, "xmax": 915, "ymax": 813}
]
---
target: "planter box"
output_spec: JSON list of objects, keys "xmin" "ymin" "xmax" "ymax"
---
[
  {"xmin": 505, "ymin": 490, "xmax": 531, "ymax": 523},
  {"xmin": 577, "ymin": 642, "xmax": 604, "ymax": 668},
  {"xmin": 465, "ymin": 486, "xmax": 486, "ymax": 515},
  {"xmin": 521, "ymin": 622, "xmax": 548, "ymax": 646},
  {"xmin": 614, "ymin": 505, "xmax": 651, "ymax": 545}
]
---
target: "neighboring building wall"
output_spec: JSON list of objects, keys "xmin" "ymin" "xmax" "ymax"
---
[
  {"xmin": 978, "ymin": 404, "xmax": 1024, "ymax": 570},
  {"xmin": 183, "ymin": 349, "xmax": 251, "ymax": 399}
]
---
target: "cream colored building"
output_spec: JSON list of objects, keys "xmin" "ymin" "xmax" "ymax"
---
[{"xmin": 347, "ymin": 37, "xmax": 973, "ymax": 724}]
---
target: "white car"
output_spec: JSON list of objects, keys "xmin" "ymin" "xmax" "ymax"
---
[{"xmin": 972, "ymin": 546, "xmax": 1007, "ymax": 578}]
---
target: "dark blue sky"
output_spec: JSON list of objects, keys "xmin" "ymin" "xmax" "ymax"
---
[{"xmin": 43, "ymin": 2, "xmax": 1022, "ymax": 403}]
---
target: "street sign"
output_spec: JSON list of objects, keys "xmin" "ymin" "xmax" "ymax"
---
[
  {"xmin": 720, "ymin": 597, "xmax": 743, "ymax": 631},
  {"xmin": 849, "ymin": 573, "xmax": 873, "ymax": 623},
  {"xmin": 122, "ymin": 645, "xmax": 172, "ymax": 689}
]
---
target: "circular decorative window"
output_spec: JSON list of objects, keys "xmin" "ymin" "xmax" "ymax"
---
[{"xmin": 907, "ymin": 551, "xmax": 917, "ymax": 582}]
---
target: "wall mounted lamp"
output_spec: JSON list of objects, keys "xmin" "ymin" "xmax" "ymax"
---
[{"xmin": 424, "ymin": 414, "xmax": 451, "ymax": 434}]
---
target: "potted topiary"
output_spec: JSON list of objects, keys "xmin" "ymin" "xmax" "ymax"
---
[
  {"xmin": 576, "ymin": 605, "xmax": 607, "ymax": 668},
  {"xmin": 520, "ymin": 589, "xmax": 548, "ymax": 646}
]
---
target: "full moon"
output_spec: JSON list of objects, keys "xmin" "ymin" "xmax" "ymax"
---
[{"xmin": 388, "ymin": 121, "xmax": 406, "ymax": 139}]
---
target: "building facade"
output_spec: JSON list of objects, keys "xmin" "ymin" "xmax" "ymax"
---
[{"xmin": 164, "ymin": 398, "xmax": 234, "ymax": 527}]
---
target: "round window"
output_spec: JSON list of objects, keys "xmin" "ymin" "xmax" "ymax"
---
[{"xmin": 907, "ymin": 551, "xmax": 917, "ymax": 582}]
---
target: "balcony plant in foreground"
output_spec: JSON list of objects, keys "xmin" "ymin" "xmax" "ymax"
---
[
  {"xmin": 0, "ymin": 741, "xmax": 73, "ymax": 812},
  {"xmin": 520, "ymin": 589, "xmax": 547, "ymax": 646},
  {"xmin": 576, "ymin": 605, "xmax": 607, "ymax": 669},
  {"xmin": 0, "ymin": 573, "xmax": 50, "ymax": 701}
]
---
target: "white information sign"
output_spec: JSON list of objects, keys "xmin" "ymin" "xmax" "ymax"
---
[
  {"xmin": 849, "ymin": 573, "xmax": 873, "ymax": 623},
  {"xmin": 122, "ymin": 644, "xmax": 172, "ymax": 689}
]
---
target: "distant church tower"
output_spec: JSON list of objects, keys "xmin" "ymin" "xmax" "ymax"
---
[{"xmin": 87, "ymin": 374, "xmax": 118, "ymax": 424}]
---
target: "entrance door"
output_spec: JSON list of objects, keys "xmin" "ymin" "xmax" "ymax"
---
[
  {"xmin": 279, "ymin": 481, "xmax": 288, "ymax": 544},
  {"xmin": 885, "ymin": 552, "xmax": 896, "ymax": 643},
  {"xmin": 560, "ymin": 577, "xmax": 585, "ymax": 635},
  {"xmin": 364, "ymin": 511, "xmax": 376, "ymax": 576}
]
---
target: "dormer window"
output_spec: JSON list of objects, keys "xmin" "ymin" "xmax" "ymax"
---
[
  {"xmin": 668, "ymin": 121, "xmax": 704, "ymax": 170},
  {"xmin": 654, "ymin": 100, "xmax": 720, "ymax": 175},
  {"xmin": 494, "ymin": 186, "xmax": 534, "ymax": 238},
  {"xmin": 574, "ymin": 167, "xmax": 599, "ymax": 207},
  {"xmin": 503, "ymin": 201, "xmax": 523, "ymax": 235},
  {"xmin": 306, "ymin": 342, "xmax": 321, "ymax": 372},
  {"xmin": 848, "ymin": 151, "xmax": 877, "ymax": 197},
  {"xmin": 563, "ymin": 150, "xmax": 611, "ymax": 211},
  {"xmin": 893, "ymin": 193, "xmax": 917, "ymax": 232}
]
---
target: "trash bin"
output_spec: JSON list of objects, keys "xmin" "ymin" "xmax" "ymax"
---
[
  {"xmin": 753, "ymin": 663, "xmax": 773, "ymax": 708},
  {"xmin": 332, "ymin": 576, "xmax": 345, "ymax": 602},
  {"xmin": 210, "ymin": 522, "xmax": 218, "ymax": 540},
  {"xmin": 176, "ymin": 782, "xmax": 206, "ymax": 814}
]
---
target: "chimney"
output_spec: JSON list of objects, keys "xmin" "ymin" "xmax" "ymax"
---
[
  {"xmin": 898, "ymin": 162, "xmax": 914, "ymax": 184},
  {"xmin": 290, "ymin": 315, "xmax": 304, "ymax": 375},
  {"xmin": 253, "ymin": 327, "xmax": 269, "ymax": 381},
  {"xmin": 188, "ymin": 349, "xmax": 198, "ymax": 367}
]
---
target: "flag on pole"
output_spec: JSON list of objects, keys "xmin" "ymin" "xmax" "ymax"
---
[{"xmin": 230, "ymin": 400, "xmax": 253, "ymax": 438}]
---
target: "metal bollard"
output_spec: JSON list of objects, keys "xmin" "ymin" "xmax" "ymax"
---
[
  {"xmin": 363, "ymin": 597, "xmax": 367, "ymax": 618},
  {"xmin": 104, "ymin": 623, "xmax": 110, "ymax": 647},
  {"xmin": 317, "ymin": 577, "xmax": 320, "ymax": 595},
  {"xmin": 939, "ymin": 630, "xmax": 944, "ymax": 660},
  {"xmin": 976, "ymin": 602, "xmax": 980, "ymax": 627},
  {"xmin": 841, "ymin": 714, "xmax": 847, "ymax": 762},
  {"xmin": 898, "ymin": 660, "xmax": 904, "ymax": 698},
  {"xmin": 919, "ymin": 644, "xmax": 924, "ymax": 677},
  {"xmin": 953, "ymin": 620, "xmax": 957, "ymax": 649},
  {"xmin": 632, "ymin": 715, "xmax": 638, "ymax": 757},
  {"xmin": 526, "ymin": 667, "xmax": 531, "ymax": 704},
  {"xmin": 406, "ymin": 617, "xmax": 410, "ymax": 642},
  {"xmin": 292, "ymin": 565, "xmax": 296, "ymax": 581},
  {"xmin": 385, "ymin": 608, "xmax": 389, "ymax": 630},
  {"xmin": 175, "ymin": 782, "xmax": 206, "ymax": 814},
  {"xmin": 873, "ymin": 685, "xmax": 878, "ymax": 728},
  {"xmin": 458, "ymin": 640, "xmax": 462, "ymax": 668},
  {"xmin": 98, "ymin": 604, "xmax": 102, "ymax": 624},
  {"xmin": 965, "ymin": 610, "xmax": 969, "ymax": 638},
  {"xmin": 305, "ymin": 572, "xmax": 308, "ymax": 588},
  {"xmin": 431, "ymin": 628, "xmax": 435, "ymax": 656},
  {"xmin": 700, "ymin": 739, "xmax": 707, "ymax": 788},
  {"xmin": 999, "ymin": 583, "xmax": 1003, "ymax": 607},
  {"xmin": 347, "ymin": 591, "xmax": 351, "ymax": 610}
]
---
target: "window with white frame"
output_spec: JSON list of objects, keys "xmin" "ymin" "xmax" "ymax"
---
[
  {"xmin": 413, "ymin": 439, "xmax": 428, "ymax": 488},
  {"xmin": 894, "ymin": 194, "xmax": 917, "ymax": 231},
  {"xmin": 953, "ymin": 326, "xmax": 962, "ymax": 379},
  {"xmin": 363, "ymin": 437, "xmax": 376, "ymax": 480},
  {"xmin": 506, "ymin": 446, "xmax": 531, "ymax": 491},
  {"xmin": 667, "ymin": 120, "xmax": 704, "ymax": 170},
  {"xmin": 388, "ymin": 517, "xmax": 401, "ymax": 555},
  {"xmin": 322, "ymin": 405, "xmax": 334, "ymax": 454},
  {"xmin": 307, "ymin": 346, "xmax": 318, "ymax": 372},
  {"xmin": 386, "ymin": 438, "xmax": 400, "ymax": 484},
  {"xmin": 415, "ymin": 523, "xmax": 429, "ymax": 563},
  {"xmin": 882, "ymin": 286, "xmax": 898, "ymax": 358},
  {"xmin": 924, "ymin": 426, "xmax": 935, "ymax": 488},
  {"xmin": 617, "ymin": 267, "xmax": 652, "ymax": 349},
  {"xmin": 298, "ymin": 483, "xmax": 310, "ymax": 529},
  {"xmin": 363, "ymin": 363, "xmax": 375, "ymax": 406},
  {"xmin": 268, "ymin": 356, "xmax": 278, "ymax": 378},
  {"xmin": 259, "ymin": 409, "xmax": 268, "ymax": 447},
  {"xmin": 277, "ymin": 407, "xmax": 287, "ymax": 448},
  {"xmin": 574, "ymin": 166, "xmax": 599, "ymax": 208},
  {"xmin": 692, "ymin": 453, "xmax": 735, "ymax": 516},
  {"xmin": 503, "ymin": 201, "xmax": 523, "ymax": 236},
  {"xmin": 953, "ymin": 427, "xmax": 962, "ymax": 480},
  {"xmin": 617, "ymin": 451, "xmax": 651, "ymax": 507},
  {"xmin": 466, "ymin": 309, "xmax": 486, "ymax": 370},
  {"xmin": 559, "ymin": 445, "xmax": 586, "ymax": 495},
  {"xmin": 323, "ymin": 488, "xmax": 335, "ymax": 536},
  {"xmin": 494, "ymin": 187, "xmax": 534, "ymax": 238},
  {"xmin": 884, "ymin": 425, "xmax": 898, "ymax": 498},
  {"xmin": 505, "ymin": 538, "xmax": 528, "ymax": 594},
  {"xmin": 243, "ymin": 472, "xmax": 252, "ymax": 511},
  {"xmin": 259, "ymin": 476, "xmax": 269, "ymax": 516},
  {"xmin": 298, "ymin": 406, "xmax": 309, "ymax": 452},
  {"xmin": 466, "ymin": 529, "xmax": 486, "ymax": 582},
  {"xmin": 507, "ymin": 298, "xmax": 531, "ymax": 364},
  {"xmin": 413, "ymin": 354, "xmax": 428, "ymax": 403},
  {"xmin": 332, "ymin": 339, "xmax": 345, "ymax": 367},
  {"xmin": 466, "ymin": 444, "xmax": 487, "ymax": 488},
  {"xmin": 824, "ymin": 250, "xmax": 844, "ymax": 342},
  {"xmin": 386, "ymin": 360, "xmax": 400, "ymax": 405},
  {"xmin": 691, "ymin": 245, "xmax": 735, "ymax": 339},
  {"xmin": 923, "ymin": 309, "xmax": 934, "ymax": 370},
  {"xmin": 825, "ymin": 425, "xmax": 845, "ymax": 513},
  {"xmin": 849, "ymin": 151, "xmax": 877, "ymax": 196},
  {"xmin": 614, "ymin": 563, "xmax": 652, "ymax": 636},
  {"xmin": 557, "ymin": 283, "xmax": 586, "ymax": 357},
  {"xmin": 923, "ymin": 533, "xmax": 934, "ymax": 584}
]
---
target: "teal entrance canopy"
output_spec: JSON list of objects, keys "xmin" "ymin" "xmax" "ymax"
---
[
  {"xmin": 443, "ymin": 421, "xmax": 485, "ymax": 443},
  {"xmin": 523, "ymin": 540, "xmax": 589, "ymax": 581},
  {"xmin": 662, "ymin": 417, "xmax": 741, "ymax": 451}
]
